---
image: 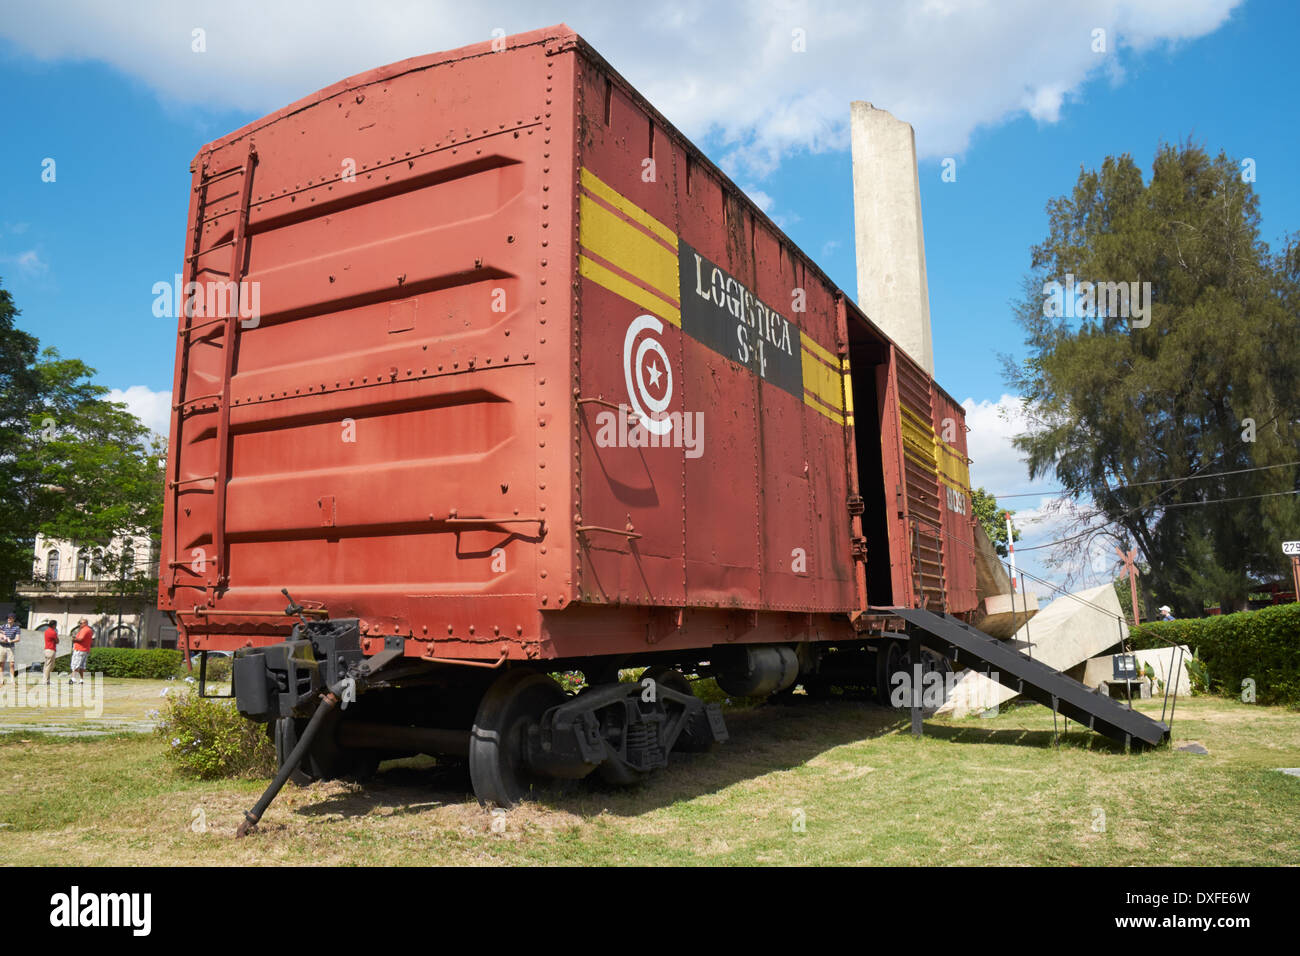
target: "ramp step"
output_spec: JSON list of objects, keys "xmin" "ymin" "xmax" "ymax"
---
[{"xmin": 895, "ymin": 608, "xmax": 1169, "ymax": 748}]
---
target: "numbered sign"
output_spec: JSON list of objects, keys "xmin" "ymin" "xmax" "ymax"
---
[{"xmin": 1283, "ymin": 541, "xmax": 1300, "ymax": 556}]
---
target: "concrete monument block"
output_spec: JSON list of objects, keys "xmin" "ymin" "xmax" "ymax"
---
[{"xmin": 850, "ymin": 102, "xmax": 935, "ymax": 375}]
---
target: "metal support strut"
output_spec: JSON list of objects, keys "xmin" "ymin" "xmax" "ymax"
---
[{"xmin": 236, "ymin": 643, "xmax": 402, "ymax": 837}]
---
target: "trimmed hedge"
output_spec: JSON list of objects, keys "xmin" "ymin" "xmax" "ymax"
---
[
  {"xmin": 52, "ymin": 648, "xmax": 183, "ymax": 679},
  {"xmin": 1129, "ymin": 603, "xmax": 1300, "ymax": 708}
]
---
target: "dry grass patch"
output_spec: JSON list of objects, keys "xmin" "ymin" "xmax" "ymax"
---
[{"xmin": 1, "ymin": 694, "xmax": 1297, "ymax": 865}]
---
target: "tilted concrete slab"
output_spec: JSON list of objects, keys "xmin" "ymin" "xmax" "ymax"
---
[
  {"xmin": 1135, "ymin": 645, "xmax": 1193, "ymax": 697},
  {"xmin": 1080, "ymin": 646, "xmax": 1192, "ymax": 697},
  {"xmin": 973, "ymin": 591, "xmax": 1040, "ymax": 638},
  {"xmin": 972, "ymin": 522, "xmax": 1012, "ymax": 599},
  {"xmin": 937, "ymin": 583, "xmax": 1128, "ymax": 717}
]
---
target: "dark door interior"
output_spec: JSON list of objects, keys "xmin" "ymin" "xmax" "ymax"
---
[{"xmin": 848, "ymin": 332, "xmax": 893, "ymax": 607}]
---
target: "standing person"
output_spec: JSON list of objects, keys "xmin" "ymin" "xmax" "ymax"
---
[
  {"xmin": 1158, "ymin": 605, "xmax": 1176, "ymax": 622},
  {"xmin": 0, "ymin": 613, "xmax": 20, "ymax": 686},
  {"xmin": 42, "ymin": 620, "xmax": 59, "ymax": 685},
  {"xmin": 71, "ymin": 617, "xmax": 94, "ymax": 685}
]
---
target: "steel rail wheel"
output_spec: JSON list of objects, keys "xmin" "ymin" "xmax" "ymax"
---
[
  {"xmin": 272, "ymin": 717, "xmax": 317, "ymax": 787},
  {"xmin": 469, "ymin": 669, "xmax": 567, "ymax": 807},
  {"xmin": 876, "ymin": 639, "xmax": 906, "ymax": 706},
  {"xmin": 640, "ymin": 665, "xmax": 715, "ymax": 753}
]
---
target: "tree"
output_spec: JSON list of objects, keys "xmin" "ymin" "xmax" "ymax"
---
[
  {"xmin": 0, "ymin": 279, "xmax": 164, "ymax": 605},
  {"xmin": 0, "ymin": 284, "xmax": 42, "ymax": 599},
  {"xmin": 971, "ymin": 487, "xmax": 1020, "ymax": 558},
  {"xmin": 1003, "ymin": 141, "xmax": 1300, "ymax": 617}
]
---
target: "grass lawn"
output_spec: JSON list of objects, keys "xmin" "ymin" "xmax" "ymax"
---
[{"xmin": 0, "ymin": 688, "xmax": 1297, "ymax": 865}]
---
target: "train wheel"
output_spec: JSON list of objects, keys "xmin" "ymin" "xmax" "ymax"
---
[
  {"xmin": 640, "ymin": 666, "xmax": 716, "ymax": 754},
  {"xmin": 272, "ymin": 717, "xmax": 317, "ymax": 787},
  {"xmin": 875, "ymin": 639, "xmax": 906, "ymax": 706},
  {"xmin": 469, "ymin": 669, "xmax": 567, "ymax": 808}
]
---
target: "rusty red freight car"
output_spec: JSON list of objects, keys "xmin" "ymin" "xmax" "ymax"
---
[{"xmin": 160, "ymin": 24, "xmax": 987, "ymax": 811}]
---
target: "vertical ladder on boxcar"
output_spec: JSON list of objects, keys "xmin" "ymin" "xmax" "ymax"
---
[
  {"xmin": 895, "ymin": 359, "xmax": 947, "ymax": 612},
  {"xmin": 166, "ymin": 143, "xmax": 258, "ymax": 602}
]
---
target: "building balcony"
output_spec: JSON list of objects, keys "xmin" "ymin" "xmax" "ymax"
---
[{"xmin": 15, "ymin": 578, "xmax": 128, "ymax": 600}]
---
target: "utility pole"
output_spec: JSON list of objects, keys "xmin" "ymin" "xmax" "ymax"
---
[
  {"xmin": 1116, "ymin": 546, "xmax": 1141, "ymax": 626},
  {"xmin": 1006, "ymin": 513, "xmax": 1017, "ymax": 593}
]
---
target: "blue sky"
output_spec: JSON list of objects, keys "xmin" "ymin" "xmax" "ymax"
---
[{"xmin": 1, "ymin": 0, "xmax": 1294, "ymax": 588}]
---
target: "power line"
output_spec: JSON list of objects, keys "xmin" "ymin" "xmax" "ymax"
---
[
  {"xmin": 990, "ymin": 460, "xmax": 1300, "ymax": 500},
  {"xmin": 1006, "ymin": 412, "xmax": 1288, "ymax": 554},
  {"xmin": 1013, "ymin": 487, "xmax": 1299, "ymax": 552}
]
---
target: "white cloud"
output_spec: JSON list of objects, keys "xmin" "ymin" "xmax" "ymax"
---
[
  {"xmin": 108, "ymin": 385, "xmax": 171, "ymax": 439},
  {"xmin": 744, "ymin": 189, "xmax": 775, "ymax": 213},
  {"xmin": 0, "ymin": 1, "xmax": 1243, "ymax": 178},
  {"xmin": 0, "ymin": 249, "xmax": 48, "ymax": 276},
  {"xmin": 963, "ymin": 393, "xmax": 1048, "ymax": 499}
]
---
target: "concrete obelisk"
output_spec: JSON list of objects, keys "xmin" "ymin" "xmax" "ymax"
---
[{"xmin": 850, "ymin": 101, "xmax": 935, "ymax": 375}]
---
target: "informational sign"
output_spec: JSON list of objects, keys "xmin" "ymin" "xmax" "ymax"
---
[
  {"xmin": 1113, "ymin": 654, "xmax": 1139, "ymax": 680},
  {"xmin": 1282, "ymin": 541, "xmax": 1300, "ymax": 556}
]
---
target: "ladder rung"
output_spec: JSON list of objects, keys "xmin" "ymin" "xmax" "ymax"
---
[
  {"xmin": 178, "ymin": 316, "xmax": 229, "ymax": 337},
  {"xmin": 195, "ymin": 165, "xmax": 250, "ymax": 190},
  {"xmin": 186, "ymin": 239, "xmax": 236, "ymax": 261}
]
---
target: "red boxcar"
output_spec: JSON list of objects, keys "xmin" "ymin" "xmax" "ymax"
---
[{"xmin": 160, "ymin": 25, "xmax": 980, "ymax": 807}]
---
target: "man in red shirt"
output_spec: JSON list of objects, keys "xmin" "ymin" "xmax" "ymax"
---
[
  {"xmin": 71, "ymin": 618, "xmax": 94, "ymax": 685},
  {"xmin": 42, "ymin": 621, "xmax": 59, "ymax": 685}
]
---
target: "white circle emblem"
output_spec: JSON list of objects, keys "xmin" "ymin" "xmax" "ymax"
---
[{"xmin": 623, "ymin": 314, "xmax": 673, "ymax": 436}]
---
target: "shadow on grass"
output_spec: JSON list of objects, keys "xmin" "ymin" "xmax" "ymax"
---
[
  {"xmin": 291, "ymin": 699, "xmax": 912, "ymax": 820},
  {"xmin": 287, "ymin": 697, "xmax": 1147, "ymax": 822},
  {"xmin": 920, "ymin": 722, "xmax": 1129, "ymax": 753}
]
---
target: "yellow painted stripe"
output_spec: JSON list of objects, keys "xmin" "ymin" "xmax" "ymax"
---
[
  {"xmin": 804, "ymin": 392, "xmax": 844, "ymax": 426},
  {"xmin": 799, "ymin": 330, "xmax": 838, "ymax": 367},
  {"xmin": 898, "ymin": 400, "xmax": 971, "ymax": 488},
  {"xmin": 842, "ymin": 358, "xmax": 854, "ymax": 418},
  {"xmin": 937, "ymin": 442, "xmax": 972, "ymax": 494},
  {"xmin": 801, "ymin": 348, "xmax": 843, "ymax": 413},
  {"xmin": 899, "ymin": 404, "xmax": 938, "ymax": 472},
  {"xmin": 579, "ymin": 254, "xmax": 681, "ymax": 327},
  {"xmin": 580, "ymin": 195, "xmax": 680, "ymax": 306},
  {"xmin": 899, "ymin": 403, "xmax": 933, "ymax": 435},
  {"xmin": 580, "ymin": 167, "xmax": 677, "ymax": 248}
]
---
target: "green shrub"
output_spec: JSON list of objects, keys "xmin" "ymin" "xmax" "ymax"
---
[
  {"xmin": 1129, "ymin": 604, "xmax": 1300, "ymax": 708},
  {"xmin": 52, "ymin": 647, "xmax": 183, "ymax": 679},
  {"xmin": 156, "ymin": 689, "xmax": 275, "ymax": 779}
]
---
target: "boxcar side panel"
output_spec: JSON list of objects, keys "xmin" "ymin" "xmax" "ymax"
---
[{"xmin": 571, "ymin": 48, "xmax": 855, "ymax": 617}]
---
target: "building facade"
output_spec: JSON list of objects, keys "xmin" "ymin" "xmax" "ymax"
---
[{"xmin": 15, "ymin": 533, "xmax": 170, "ymax": 648}]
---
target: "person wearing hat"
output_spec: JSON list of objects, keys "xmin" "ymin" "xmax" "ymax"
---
[
  {"xmin": 0, "ymin": 613, "xmax": 19, "ymax": 685},
  {"xmin": 42, "ymin": 620, "xmax": 59, "ymax": 685},
  {"xmin": 1158, "ymin": 605, "xmax": 1175, "ymax": 622},
  {"xmin": 71, "ymin": 618, "xmax": 94, "ymax": 684}
]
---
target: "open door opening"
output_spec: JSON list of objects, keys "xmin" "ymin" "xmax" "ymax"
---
[{"xmin": 848, "ymin": 328, "xmax": 894, "ymax": 607}]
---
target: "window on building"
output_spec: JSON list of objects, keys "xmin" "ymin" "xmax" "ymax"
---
[
  {"xmin": 45, "ymin": 549, "xmax": 60, "ymax": 580},
  {"xmin": 76, "ymin": 550, "xmax": 91, "ymax": 581},
  {"xmin": 91, "ymin": 549, "xmax": 105, "ymax": 581},
  {"xmin": 121, "ymin": 545, "xmax": 136, "ymax": 577}
]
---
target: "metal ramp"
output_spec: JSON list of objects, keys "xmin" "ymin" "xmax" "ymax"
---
[{"xmin": 893, "ymin": 607, "xmax": 1170, "ymax": 749}]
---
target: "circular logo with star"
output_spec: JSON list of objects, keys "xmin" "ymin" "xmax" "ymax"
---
[{"xmin": 622, "ymin": 314, "xmax": 673, "ymax": 436}]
